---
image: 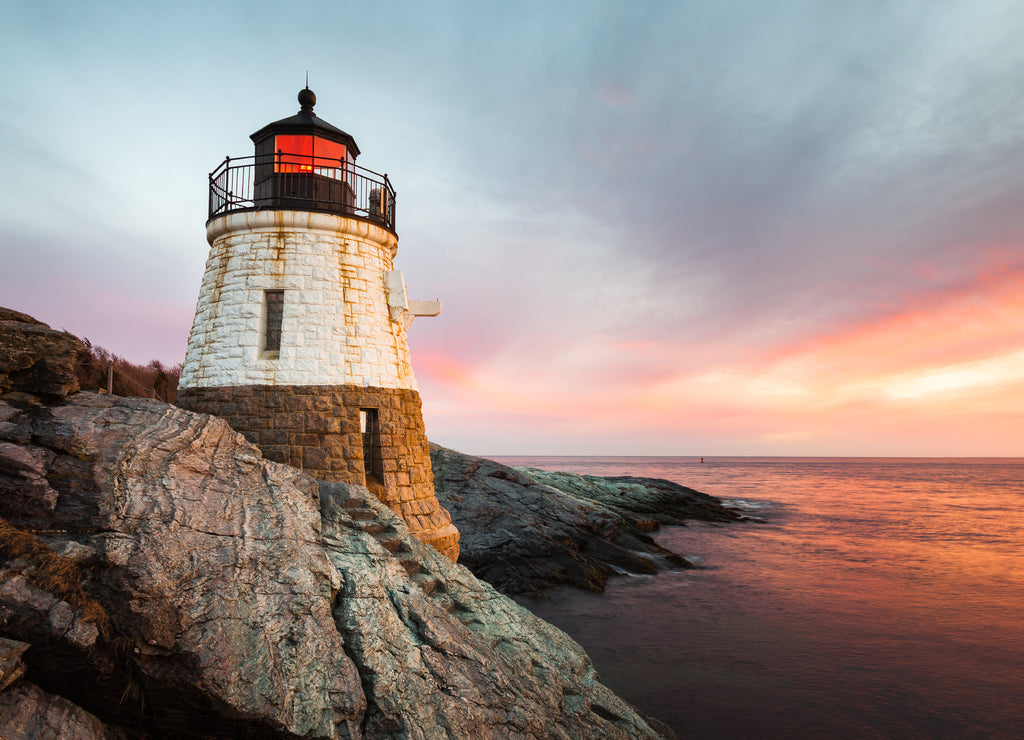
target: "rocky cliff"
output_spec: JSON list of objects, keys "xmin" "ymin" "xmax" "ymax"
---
[
  {"xmin": 430, "ymin": 444, "xmax": 739, "ymax": 596},
  {"xmin": 0, "ymin": 308, "xmax": 671, "ymax": 738}
]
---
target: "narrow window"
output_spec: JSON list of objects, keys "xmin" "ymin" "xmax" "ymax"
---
[
  {"xmin": 264, "ymin": 290, "xmax": 284, "ymax": 352},
  {"xmin": 360, "ymin": 409, "xmax": 383, "ymax": 485}
]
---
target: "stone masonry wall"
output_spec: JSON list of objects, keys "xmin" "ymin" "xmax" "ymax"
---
[
  {"xmin": 176, "ymin": 383, "xmax": 460, "ymax": 561},
  {"xmin": 179, "ymin": 211, "xmax": 416, "ymax": 391}
]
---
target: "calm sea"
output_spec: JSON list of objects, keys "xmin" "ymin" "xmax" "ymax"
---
[{"xmin": 491, "ymin": 456, "xmax": 1024, "ymax": 740}]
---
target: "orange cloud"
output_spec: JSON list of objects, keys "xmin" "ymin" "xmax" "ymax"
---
[{"xmin": 415, "ymin": 257, "xmax": 1024, "ymax": 455}]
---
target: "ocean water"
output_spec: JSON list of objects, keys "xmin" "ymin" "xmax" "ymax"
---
[{"xmin": 492, "ymin": 456, "xmax": 1024, "ymax": 739}]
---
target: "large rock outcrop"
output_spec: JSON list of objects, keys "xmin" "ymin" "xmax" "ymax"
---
[
  {"xmin": 0, "ymin": 307, "xmax": 83, "ymax": 399},
  {"xmin": 431, "ymin": 444, "xmax": 739, "ymax": 596},
  {"xmin": 0, "ymin": 309, "xmax": 669, "ymax": 738}
]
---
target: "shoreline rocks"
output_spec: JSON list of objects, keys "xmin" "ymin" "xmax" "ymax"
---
[
  {"xmin": 1, "ymin": 308, "xmax": 672, "ymax": 738},
  {"xmin": 431, "ymin": 444, "xmax": 739, "ymax": 596}
]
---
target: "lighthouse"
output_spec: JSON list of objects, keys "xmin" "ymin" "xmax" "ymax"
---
[{"xmin": 176, "ymin": 88, "xmax": 459, "ymax": 561}]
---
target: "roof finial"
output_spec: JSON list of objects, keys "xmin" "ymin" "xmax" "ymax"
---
[{"xmin": 298, "ymin": 78, "xmax": 316, "ymax": 113}]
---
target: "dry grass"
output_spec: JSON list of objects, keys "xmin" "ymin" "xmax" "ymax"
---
[
  {"xmin": 0, "ymin": 519, "xmax": 150, "ymax": 720},
  {"xmin": 74, "ymin": 341, "xmax": 182, "ymax": 403},
  {"xmin": 0, "ymin": 516, "xmax": 112, "ymax": 639}
]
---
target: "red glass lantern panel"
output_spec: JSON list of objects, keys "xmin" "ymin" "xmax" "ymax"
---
[{"xmin": 274, "ymin": 135, "xmax": 347, "ymax": 174}]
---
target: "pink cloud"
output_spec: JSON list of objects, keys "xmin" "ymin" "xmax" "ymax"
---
[{"xmin": 414, "ymin": 251, "xmax": 1024, "ymax": 455}]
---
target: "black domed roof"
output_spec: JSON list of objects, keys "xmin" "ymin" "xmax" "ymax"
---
[{"xmin": 249, "ymin": 87, "xmax": 360, "ymax": 157}]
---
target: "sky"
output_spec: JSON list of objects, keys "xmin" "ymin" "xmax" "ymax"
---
[{"xmin": 2, "ymin": 0, "xmax": 1024, "ymax": 457}]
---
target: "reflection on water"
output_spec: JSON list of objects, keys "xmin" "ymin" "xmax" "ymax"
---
[{"xmin": 500, "ymin": 457, "xmax": 1024, "ymax": 739}]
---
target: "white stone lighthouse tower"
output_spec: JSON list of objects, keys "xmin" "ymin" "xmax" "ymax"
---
[{"xmin": 177, "ymin": 88, "xmax": 459, "ymax": 560}]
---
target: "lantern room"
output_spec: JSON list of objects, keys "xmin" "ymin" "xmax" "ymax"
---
[
  {"xmin": 208, "ymin": 87, "xmax": 396, "ymax": 230},
  {"xmin": 250, "ymin": 87, "xmax": 359, "ymax": 169},
  {"xmin": 250, "ymin": 87, "xmax": 359, "ymax": 214}
]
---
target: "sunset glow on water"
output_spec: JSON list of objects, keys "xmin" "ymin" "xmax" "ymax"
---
[{"xmin": 503, "ymin": 457, "xmax": 1024, "ymax": 739}]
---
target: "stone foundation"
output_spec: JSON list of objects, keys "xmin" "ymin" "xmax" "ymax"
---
[{"xmin": 176, "ymin": 384, "xmax": 459, "ymax": 561}]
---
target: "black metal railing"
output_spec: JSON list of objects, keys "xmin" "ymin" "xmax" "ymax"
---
[{"xmin": 208, "ymin": 153, "xmax": 396, "ymax": 231}]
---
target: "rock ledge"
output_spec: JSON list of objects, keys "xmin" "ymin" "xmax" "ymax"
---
[{"xmin": 0, "ymin": 308, "xmax": 671, "ymax": 738}]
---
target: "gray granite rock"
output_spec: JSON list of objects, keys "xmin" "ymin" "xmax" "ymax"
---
[
  {"xmin": 0, "ymin": 307, "xmax": 84, "ymax": 399},
  {"xmin": 0, "ymin": 637, "xmax": 108, "ymax": 739},
  {"xmin": 1, "ymin": 393, "xmax": 364, "ymax": 738},
  {"xmin": 430, "ymin": 443, "xmax": 738, "ymax": 595},
  {"xmin": 320, "ymin": 482, "xmax": 666, "ymax": 739},
  {"xmin": 0, "ymin": 307, "xmax": 671, "ymax": 738},
  {"xmin": 523, "ymin": 468, "xmax": 740, "ymax": 526},
  {"xmin": 0, "ymin": 636, "xmax": 29, "ymax": 691},
  {"xmin": 0, "ymin": 682, "xmax": 108, "ymax": 740}
]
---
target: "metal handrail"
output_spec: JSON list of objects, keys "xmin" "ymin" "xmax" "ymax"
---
[{"xmin": 208, "ymin": 154, "xmax": 397, "ymax": 231}]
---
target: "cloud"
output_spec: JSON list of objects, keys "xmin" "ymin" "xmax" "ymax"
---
[
  {"xmin": 415, "ymin": 250, "xmax": 1024, "ymax": 454},
  {"xmin": 4, "ymin": 0, "xmax": 1024, "ymax": 455}
]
